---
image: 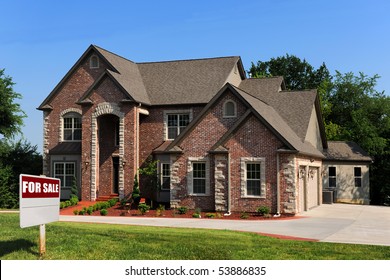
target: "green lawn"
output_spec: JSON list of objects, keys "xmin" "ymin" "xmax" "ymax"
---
[{"xmin": 0, "ymin": 213, "xmax": 389, "ymax": 260}]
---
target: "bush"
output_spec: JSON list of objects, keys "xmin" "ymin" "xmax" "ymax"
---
[
  {"xmin": 108, "ymin": 198, "xmax": 118, "ymax": 207},
  {"xmin": 192, "ymin": 213, "xmax": 201, "ymax": 218},
  {"xmin": 256, "ymin": 206, "xmax": 270, "ymax": 216},
  {"xmin": 138, "ymin": 203, "xmax": 150, "ymax": 215},
  {"xmin": 69, "ymin": 195, "xmax": 79, "ymax": 206},
  {"xmin": 73, "ymin": 209, "xmax": 79, "ymax": 215},
  {"xmin": 240, "ymin": 212, "xmax": 249, "ymax": 219},
  {"xmin": 177, "ymin": 206, "xmax": 188, "ymax": 215},
  {"xmin": 86, "ymin": 206, "xmax": 93, "ymax": 215},
  {"xmin": 78, "ymin": 210, "xmax": 85, "ymax": 215},
  {"xmin": 100, "ymin": 209, "xmax": 108, "ymax": 216},
  {"xmin": 60, "ymin": 201, "xmax": 66, "ymax": 209},
  {"xmin": 205, "ymin": 213, "xmax": 216, "ymax": 219}
]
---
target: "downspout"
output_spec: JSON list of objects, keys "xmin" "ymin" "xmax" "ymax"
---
[
  {"xmin": 224, "ymin": 152, "xmax": 232, "ymax": 216},
  {"xmin": 274, "ymin": 153, "xmax": 281, "ymax": 217}
]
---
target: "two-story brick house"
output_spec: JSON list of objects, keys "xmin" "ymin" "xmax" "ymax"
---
[{"xmin": 38, "ymin": 45, "xmax": 370, "ymax": 214}]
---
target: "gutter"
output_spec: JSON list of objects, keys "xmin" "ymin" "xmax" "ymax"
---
[
  {"xmin": 224, "ymin": 152, "xmax": 232, "ymax": 216},
  {"xmin": 274, "ymin": 153, "xmax": 281, "ymax": 217}
]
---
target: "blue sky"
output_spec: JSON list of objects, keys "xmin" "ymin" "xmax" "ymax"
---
[{"xmin": 1, "ymin": 0, "xmax": 389, "ymax": 152}]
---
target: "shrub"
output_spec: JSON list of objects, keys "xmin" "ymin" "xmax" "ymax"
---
[
  {"xmin": 177, "ymin": 206, "xmax": 188, "ymax": 215},
  {"xmin": 108, "ymin": 198, "xmax": 118, "ymax": 207},
  {"xmin": 156, "ymin": 204, "xmax": 165, "ymax": 217},
  {"xmin": 73, "ymin": 209, "xmax": 79, "ymax": 215},
  {"xmin": 78, "ymin": 210, "xmax": 85, "ymax": 215},
  {"xmin": 86, "ymin": 206, "xmax": 93, "ymax": 215},
  {"xmin": 205, "ymin": 213, "xmax": 216, "ymax": 219},
  {"xmin": 59, "ymin": 201, "xmax": 66, "ymax": 209},
  {"xmin": 70, "ymin": 195, "xmax": 79, "ymax": 206},
  {"xmin": 65, "ymin": 200, "xmax": 71, "ymax": 207},
  {"xmin": 138, "ymin": 203, "xmax": 150, "ymax": 215},
  {"xmin": 192, "ymin": 213, "xmax": 201, "ymax": 218},
  {"xmin": 256, "ymin": 206, "xmax": 270, "ymax": 216},
  {"xmin": 240, "ymin": 212, "xmax": 249, "ymax": 219},
  {"xmin": 100, "ymin": 209, "xmax": 108, "ymax": 216}
]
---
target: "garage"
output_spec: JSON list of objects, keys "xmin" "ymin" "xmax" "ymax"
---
[{"xmin": 307, "ymin": 167, "xmax": 319, "ymax": 209}]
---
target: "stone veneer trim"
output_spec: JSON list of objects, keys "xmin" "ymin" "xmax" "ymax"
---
[{"xmin": 91, "ymin": 102, "xmax": 125, "ymax": 200}]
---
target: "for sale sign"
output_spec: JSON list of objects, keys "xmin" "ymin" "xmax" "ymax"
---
[{"xmin": 19, "ymin": 174, "xmax": 61, "ymax": 228}]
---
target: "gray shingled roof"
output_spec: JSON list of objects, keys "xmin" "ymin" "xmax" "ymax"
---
[
  {"xmin": 323, "ymin": 141, "xmax": 372, "ymax": 162},
  {"xmin": 233, "ymin": 85, "xmax": 324, "ymax": 158},
  {"xmin": 239, "ymin": 78, "xmax": 318, "ymax": 140},
  {"xmin": 94, "ymin": 46, "xmax": 151, "ymax": 104},
  {"xmin": 138, "ymin": 56, "xmax": 242, "ymax": 105},
  {"xmin": 166, "ymin": 83, "xmax": 324, "ymax": 158}
]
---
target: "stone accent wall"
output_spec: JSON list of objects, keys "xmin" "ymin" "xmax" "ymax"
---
[
  {"xmin": 280, "ymin": 155, "xmax": 297, "ymax": 214},
  {"xmin": 42, "ymin": 111, "xmax": 50, "ymax": 176},
  {"xmin": 214, "ymin": 155, "xmax": 228, "ymax": 212}
]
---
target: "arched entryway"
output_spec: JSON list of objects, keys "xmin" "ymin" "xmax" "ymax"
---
[
  {"xmin": 97, "ymin": 114, "xmax": 120, "ymax": 197},
  {"xmin": 90, "ymin": 102, "xmax": 125, "ymax": 201}
]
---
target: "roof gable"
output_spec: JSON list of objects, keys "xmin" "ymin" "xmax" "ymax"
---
[{"xmin": 165, "ymin": 83, "xmax": 324, "ymax": 158}]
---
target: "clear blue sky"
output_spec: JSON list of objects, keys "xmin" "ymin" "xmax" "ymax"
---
[{"xmin": 1, "ymin": 0, "xmax": 389, "ymax": 153}]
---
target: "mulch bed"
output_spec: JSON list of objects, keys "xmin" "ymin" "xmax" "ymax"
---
[{"xmin": 60, "ymin": 202, "xmax": 300, "ymax": 221}]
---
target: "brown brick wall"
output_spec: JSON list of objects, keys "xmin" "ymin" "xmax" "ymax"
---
[{"xmin": 225, "ymin": 115, "xmax": 283, "ymax": 213}]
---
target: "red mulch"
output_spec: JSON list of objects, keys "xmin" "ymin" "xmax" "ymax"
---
[{"xmin": 60, "ymin": 201, "xmax": 301, "ymax": 221}]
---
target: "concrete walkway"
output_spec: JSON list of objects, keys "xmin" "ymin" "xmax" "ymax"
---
[{"xmin": 59, "ymin": 204, "xmax": 390, "ymax": 246}]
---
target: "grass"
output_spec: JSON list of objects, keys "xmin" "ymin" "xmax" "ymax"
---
[{"xmin": 0, "ymin": 213, "xmax": 389, "ymax": 260}]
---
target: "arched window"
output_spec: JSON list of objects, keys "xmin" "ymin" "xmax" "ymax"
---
[
  {"xmin": 90, "ymin": 55, "xmax": 99, "ymax": 69},
  {"xmin": 63, "ymin": 112, "xmax": 82, "ymax": 141},
  {"xmin": 223, "ymin": 100, "xmax": 237, "ymax": 118}
]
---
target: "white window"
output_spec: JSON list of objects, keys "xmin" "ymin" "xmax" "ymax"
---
[
  {"xmin": 192, "ymin": 162, "xmax": 206, "ymax": 194},
  {"xmin": 63, "ymin": 113, "xmax": 82, "ymax": 141},
  {"xmin": 223, "ymin": 100, "xmax": 237, "ymax": 118},
  {"xmin": 54, "ymin": 162, "xmax": 76, "ymax": 189},
  {"xmin": 354, "ymin": 167, "xmax": 362, "ymax": 187},
  {"xmin": 246, "ymin": 163, "xmax": 261, "ymax": 196},
  {"xmin": 160, "ymin": 163, "xmax": 170, "ymax": 190},
  {"xmin": 187, "ymin": 157, "xmax": 210, "ymax": 196},
  {"xmin": 328, "ymin": 167, "xmax": 336, "ymax": 188},
  {"xmin": 90, "ymin": 55, "xmax": 99, "ymax": 69},
  {"xmin": 164, "ymin": 110, "xmax": 192, "ymax": 140},
  {"xmin": 241, "ymin": 157, "xmax": 266, "ymax": 198}
]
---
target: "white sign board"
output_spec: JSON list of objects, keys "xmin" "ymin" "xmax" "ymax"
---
[{"xmin": 19, "ymin": 174, "xmax": 61, "ymax": 228}]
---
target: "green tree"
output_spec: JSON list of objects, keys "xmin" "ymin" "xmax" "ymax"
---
[
  {"xmin": 0, "ymin": 140, "xmax": 42, "ymax": 208},
  {"xmin": 0, "ymin": 69, "xmax": 26, "ymax": 138},
  {"xmin": 248, "ymin": 54, "xmax": 331, "ymax": 90}
]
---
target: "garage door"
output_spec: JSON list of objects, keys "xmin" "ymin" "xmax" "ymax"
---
[{"xmin": 307, "ymin": 167, "xmax": 319, "ymax": 209}]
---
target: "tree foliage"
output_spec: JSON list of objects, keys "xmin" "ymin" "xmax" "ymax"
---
[
  {"xmin": 0, "ymin": 140, "xmax": 42, "ymax": 208},
  {"xmin": 0, "ymin": 69, "xmax": 26, "ymax": 138},
  {"xmin": 249, "ymin": 54, "xmax": 331, "ymax": 90}
]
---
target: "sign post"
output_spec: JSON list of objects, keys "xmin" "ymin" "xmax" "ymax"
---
[{"xmin": 19, "ymin": 174, "xmax": 61, "ymax": 256}]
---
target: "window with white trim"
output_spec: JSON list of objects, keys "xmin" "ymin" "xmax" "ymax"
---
[
  {"xmin": 328, "ymin": 167, "xmax": 336, "ymax": 188},
  {"xmin": 160, "ymin": 163, "xmax": 170, "ymax": 190},
  {"xmin": 54, "ymin": 162, "xmax": 76, "ymax": 189},
  {"xmin": 223, "ymin": 100, "xmax": 237, "ymax": 118},
  {"xmin": 188, "ymin": 157, "xmax": 210, "ymax": 196},
  {"xmin": 354, "ymin": 167, "xmax": 362, "ymax": 187},
  {"xmin": 90, "ymin": 55, "xmax": 99, "ymax": 69},
  {"xmin": 167, "ymin": 113, "xmax": 190, "ymax": 140},
  {"xmin": 63, "ymin": 113, "xmax": 82, "ymax": 141},
  {"xmin": 246, "ymin": 163, "xmax": 261, "ymax": 196},
  {"xmin": 241, "ymin": 157, "xmax": 266, "ymax": 198},
  {"xmin": 192, "ymin": 162, "xmax": 206, "ymax": 194}
]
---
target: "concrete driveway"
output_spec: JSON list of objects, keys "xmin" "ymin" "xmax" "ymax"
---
[{"xmin": 59, "ymin": 204, "xmax": 390, "ymax": 246}]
